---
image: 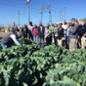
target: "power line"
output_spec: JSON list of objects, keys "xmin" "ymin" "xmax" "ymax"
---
[
  {"xmin": 59, "ymin": 7, "xmax": 67, "ymax": 22},
  {"xmin": 39, "ymin": 4, "xmax": 52, "ymax": 24}
]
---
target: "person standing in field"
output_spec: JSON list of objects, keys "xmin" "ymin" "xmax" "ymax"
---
[
  {"xmin": 66, "ymin": 23, "xmax": 72, "ymax": 49},
  {"xmin": 32, "ymin": 25, "xmax": 40, "ymax": 44},
  {"xmin": 62, "ymin": 21, "xmax": 68, "ymax": 36},
  {"xmin": 38, "ymin": 23, "xmax": 45, "ymax": 47},
  {"xmin": 69, "ymin": 18, "xmax": 79, "ymax": 51},
  {"xmin": 80, "ymin": 21, "xmax": 86, "ymax": 49},
  {"xmin": 62, "ymin": 21, "xmax": 68, "ymax": 48},
  {"xmin": 21, "ymin": 25, "xmax": 28, "ymax": 38},
  {"xmin": 45, "ymin": 24, "xmax": 52, "ymax": 45},
  {"xmin": 75, "ymin": 20, "xmax": 85, "ymax": 48},
  {"xmin": 56, "ymin": 23, "xmax": 64, "ymax": 47},
  {"xmin": 27, "ymin": 21, "xmax": 34, "ymax": 41}
]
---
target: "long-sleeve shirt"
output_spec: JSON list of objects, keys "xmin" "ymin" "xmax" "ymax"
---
[
  {"xmin": 10, "ymin": 34, "xmax": 20, "ymax": 45},
  {"xmin": 69, "ymin": 26, "xmax": 78, "ymax": 38},
  {"xmin": 57, "ymin": 28, "xmax": 64, "ymax": 39},
  {"xmin": 2, "ymin": 33, "xmax": 20, "ymax": 48}
]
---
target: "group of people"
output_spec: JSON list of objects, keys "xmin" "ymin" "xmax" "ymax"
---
[{"xmin": 1, "ymin": 18, "xmax": 86, "ymax": 51}]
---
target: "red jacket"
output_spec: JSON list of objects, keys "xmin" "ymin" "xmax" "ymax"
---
[{"xmin": 32, "ymin": 27, "xmax": 39, "ymax": 36}]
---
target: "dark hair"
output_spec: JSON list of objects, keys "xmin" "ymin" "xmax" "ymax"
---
[
  {"xmin": 12, "ymin": 27, "xmax": 20, "ymax": 34},
  {"xmin": 24, "ymin": 25, "xmax": 29, "ymax": 32},
  {"xmin": 71, "ymin": 18, "xmax": 78, "ymax": 22},
  {"xmin": 29, "ymin": 21, "xmax": 33, "ymax": 26},
  {"xmin": 71, "ymin": 23, "xmax": 75, "ymax": 26},
  {"xmin": 59, "ymin": 23, "xmax": 63, "ymax": 26},
  {"xmin": 64, "ymin": 21, "xmax": 67, "ymax": 24}
]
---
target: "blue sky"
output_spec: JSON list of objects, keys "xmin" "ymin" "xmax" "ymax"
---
[{"xmin": 0, "ymin": 0, "xmax": 86, "ymax": 25}]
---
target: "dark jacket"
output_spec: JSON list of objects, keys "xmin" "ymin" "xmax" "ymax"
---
[
  {"xmin": 38, "ymin": 26, "xmax": 45, "ymax": 38},
  {"xmin": 57, "ymin": 28, "xmax": 64, "ymax": 39},
  {"xmin": 77, "ymin": 25, "xmax": 86, "ymax": 37}
]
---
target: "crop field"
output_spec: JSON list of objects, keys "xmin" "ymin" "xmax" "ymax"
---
[{"xmin": 0, "ymin": 43, "xmax": 86, "ymax": 86}]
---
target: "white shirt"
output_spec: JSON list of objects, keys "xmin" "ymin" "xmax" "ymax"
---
[
  {"xmin": 28, "ymin": 25, "xmax": 33, "ymax": 31},
  {"xmin": 10, "ymin": 34, "xmax": 20, "ymax": 45},
  {"xmin": 45, "ymin": 28, "xmax": 49, "ymax": 38},
  {"xmin": 62, "ymin": 24, "xmax": 68, "ymax": 30}
]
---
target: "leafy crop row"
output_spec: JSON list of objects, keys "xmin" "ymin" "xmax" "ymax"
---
[{"xmin": 0, "ymin": 44, "xmax": 86, "ymax": 86}]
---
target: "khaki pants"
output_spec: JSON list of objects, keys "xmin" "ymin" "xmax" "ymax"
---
[
  {"xmin": 57, "ymin": 39, "xmax": 62, "ymax": 47},
  {"xmin": 69, "ymin": 38, "xmax": 77, "ymax": 51},
  {"xmin": 81, "ymin": 36, "xmax": 86, "ymax": 49}
]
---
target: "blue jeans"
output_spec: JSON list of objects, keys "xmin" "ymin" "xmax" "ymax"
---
[
  {"xmin": 66, "ymin": 36, "xmax": 70, "ymax": 46},
  {"xmin": 39, "ymin": 37, "xmax": 44, "ymax": 47},
  {"xmin": 33, "ymin": 36, "xmax": 40, "ymax": 44},
  {"xmin": 1, "ymin": 42, "xmax": 8, "ymax": 49}
]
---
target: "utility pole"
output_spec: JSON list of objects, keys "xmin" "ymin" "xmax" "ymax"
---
[
  {"xmin": 26, "ymin": 0, "xmax": 31, "ymax": 23},
  {"xmin": 40, "ymin": 4, "xmax": 52, "ymax": 24},
  {"xmin": 48, "ymin": 5, "xmax": 52, "ymax": 24},
  {"xmin": 17, "ymin": 10, "xmax": 20, "ymax": 26},
  {"xmin": 40, "ymin": 7, "xmax": 43, "ymax": 23},
  {"xmin": 59, "ymin": 7, "xmax": 66, "ymax": 22}
]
